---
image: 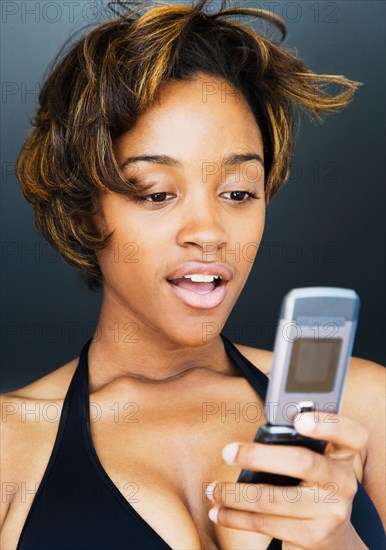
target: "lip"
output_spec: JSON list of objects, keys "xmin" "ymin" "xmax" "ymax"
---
[
  {"xmin": 166, "ymin": 262, "xmax": 233, "ymax": 310},
  {"xmin": 167, "ymin": 278, "xmax": 229, "ymax": 310},
  {"xmin": 166, "ymin": 262, "xmax": 234, "ymax": 283}
]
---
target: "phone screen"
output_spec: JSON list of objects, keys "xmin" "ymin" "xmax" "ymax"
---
[{"xmin": 285, "ymin": 338, "xmax": 342, "ymax": 392}]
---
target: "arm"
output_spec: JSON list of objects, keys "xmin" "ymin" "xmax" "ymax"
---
[
  {"xmin": 0, "ymin": 394, "xmax": 18, "ymax": 533},
  {"xmin": 343, "ymin": 358, "xmax": 386, "ymax": 528},
  {"xmin": 206, "ymin": 357, "xmax": 385, "ymax": 549}
]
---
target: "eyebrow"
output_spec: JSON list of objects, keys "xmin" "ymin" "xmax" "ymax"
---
[{"xmin": 119, "ymin": 153, "xmax": 264, "ymax": 171}]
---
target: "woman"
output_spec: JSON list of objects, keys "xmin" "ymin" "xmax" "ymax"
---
[{"xmin": 1, "ymin": 1, "xmax": 384, "ymax": 549}]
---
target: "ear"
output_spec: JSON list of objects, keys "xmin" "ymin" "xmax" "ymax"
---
[
  {"xmin": 78, "ymin": 195, "xmax": 104, "ymax": 234},
  {"xmin": 78, "ymin": 213, "xmax": 99, "ymax": 234}
]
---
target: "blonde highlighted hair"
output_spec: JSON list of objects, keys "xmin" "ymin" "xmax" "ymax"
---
[{"xmin": 16, "ymin": 0, "xmax": 361, "ymax": 290}]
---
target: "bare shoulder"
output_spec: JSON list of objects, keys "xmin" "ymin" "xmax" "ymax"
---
[
  {"xmin": 0, "ymin": 356, "xmax": 80, "ymax": 526},
  {"xmin": 342, "ymin": 355, "xmax": 385, "ymax": 417},
  {"xmin": 0, "ymin": 354, "xmax": 79, "ymax": 454},
  {"xmin": 344, "ymin": 357, "xmax": 386, "ymax": 526},
  {"xmin": 341, "ymin": 356, "xmax": 385, "ymax": 459},
  {"xmin": 349, "ymin": 355, "xmax": 385, "ymax": 380},
  {"xmin": 341, "ymin": 356, "xmax": 386, "ymax": 475},
  {"xmin": 231, "ymin": 343, "xmax": 385, "ymax": 411},
  {"xmin": 3, "ymin": 356, "xmax": 80, "ymax": 401},
  {"xmin": 232, "ymin": 342, "xmax": 273, "ymax": 375},
  {"xmin": 227, "ymin": 344, "xmax": 385, "ymax": 433},
  {"xmin": 230, "ymin": 343, "xmax": 385, "ymax": 428}
]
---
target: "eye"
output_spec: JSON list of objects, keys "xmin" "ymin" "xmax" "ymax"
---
[
  {"xmin": 135, "ymin": 192, "xmax": 174, "ymax": 204},
  {"xmin": 221, "ymin": 191, "xmax": 259, "ymax": 203}
]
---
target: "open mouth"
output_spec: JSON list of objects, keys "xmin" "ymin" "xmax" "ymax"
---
[
  {"xmin": 165, "ymin": 265, "xmax": 232, "ymax": 310},
  {"xmin": 168, "ymin": 275, "xmax": 224, "ymax": 295}
]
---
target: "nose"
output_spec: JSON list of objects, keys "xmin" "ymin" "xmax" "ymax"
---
[{"xmin": 176, "ymin": 193, "xmax": 229, "ymax": 254}]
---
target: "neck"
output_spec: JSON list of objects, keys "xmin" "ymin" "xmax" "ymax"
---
[{"xmin": 87, "ymin": 295, "xmax": 237, "ymax": 393}]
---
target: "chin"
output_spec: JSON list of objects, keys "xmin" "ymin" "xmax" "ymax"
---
[{"xmin": 162, "ymin": 319, "xmax": 225, "ymax": 348}]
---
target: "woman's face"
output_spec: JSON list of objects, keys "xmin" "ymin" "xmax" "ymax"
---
[{"xmin": 94, "ymin": 73, "xmax": 266, "ymax": 347}]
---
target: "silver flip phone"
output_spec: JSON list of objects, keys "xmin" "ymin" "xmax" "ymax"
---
[{"xmin": 238, "ymin": 287, "xmax": 360, "ymax": 486}]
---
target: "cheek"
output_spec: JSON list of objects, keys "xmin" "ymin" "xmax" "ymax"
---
[
  {"xmin": 95, "ymin": 220, "xmax": 163, "ymax": 286},
  {"xmin": 238, "ymin": 207, "xmax": 265, "ymax": 244},
  {"xmin": 96, "ymin": 244, "xmax": 156, "ymax": 296},
  {"xmin": 235, "ymin": 209, "xmax": 266, "ymax": 261}
]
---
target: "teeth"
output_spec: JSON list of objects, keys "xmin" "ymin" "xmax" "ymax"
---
[{"xmin": 183, "ymin": 274, "xmax": 221, "ymax": 283}]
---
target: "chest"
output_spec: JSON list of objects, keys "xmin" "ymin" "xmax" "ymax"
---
[
  {"xmin": 6, "ymin": 375, "xmax": 273, "ymax": 550},
  {"xmin": 88, "ymin": 376, "xmax": 272, "ymax": 548}
]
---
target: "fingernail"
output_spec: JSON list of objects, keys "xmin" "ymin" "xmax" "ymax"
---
[
  {"xmin": 206, "ymin": 481, "xmax": 217, "ymax": 503},
  {"xmin": 208, "ymin": 506, "xmax": 219, "ymax": 523},
  {"xmin": 222, "ymin": 442, "xmax": 239, "ymax": 464},
  {"xmin": 297, "ymin": 414, "xmax": 316, "ymax": 433}
]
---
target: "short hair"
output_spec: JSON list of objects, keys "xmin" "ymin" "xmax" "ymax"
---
[{"xmin": 16, "ymin": 0, "xmax": 361, "ymax": 292}]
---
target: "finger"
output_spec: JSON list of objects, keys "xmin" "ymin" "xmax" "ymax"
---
[
  {"xmin": 222, "ymin": 441, "xmax": 345, "ymax": 484},
  {"xmin": 209, "ymin": 505, "xmax": 313, "ymax": 546},
  {"xmin": 206, "ymin": 481, "xmax": 325, "ymax": 518},
  {"xmin": 295, "ymin": 412, "xmax": 368, "ymax": 454}
]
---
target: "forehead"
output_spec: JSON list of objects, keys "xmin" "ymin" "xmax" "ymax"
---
[{"xmin": 113, "ymin": 73, "xmax": 264, "ymax": 161}]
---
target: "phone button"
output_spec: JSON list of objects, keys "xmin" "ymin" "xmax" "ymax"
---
[{"xmin": 298, "ymin": 401, "xmax": 315, "ymax": 413}]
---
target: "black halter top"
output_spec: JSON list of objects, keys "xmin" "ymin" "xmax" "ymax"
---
[{"xmin": 16, "ymin": 334, "xmax": 384, "ymax": 549}]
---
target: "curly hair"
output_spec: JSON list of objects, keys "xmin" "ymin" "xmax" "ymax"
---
[{"xmin": 16, "ymin": 0, "xmax": 362, "ymax": 291}]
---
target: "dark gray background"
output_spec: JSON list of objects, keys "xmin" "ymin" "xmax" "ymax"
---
[{"xmin": 1, "ymin": 1, "xmax": 385, "ymax": 392}]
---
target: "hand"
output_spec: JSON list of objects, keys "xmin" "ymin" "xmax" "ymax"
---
[{"xmin": 206, "ymin": 412, "xmax": 369, "ymax": 549}]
